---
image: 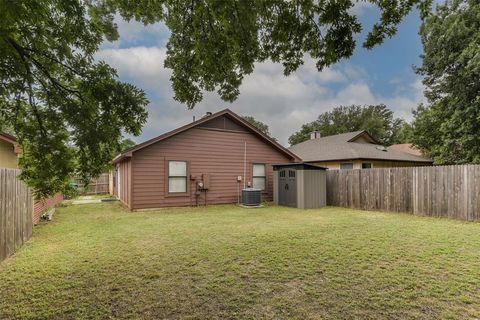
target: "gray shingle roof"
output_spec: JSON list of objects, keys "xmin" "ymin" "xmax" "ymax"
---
[{"xmin": 288, "ymin": 131, "xmax": 433, "ymax": 163}]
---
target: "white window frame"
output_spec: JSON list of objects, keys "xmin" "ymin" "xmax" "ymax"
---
[
  {"xmin": 168, "ymin": 161, "xmax": 188, "ymax": 193},
  {"xmin": 252, "ymin": 163, "xmax": 266, "ymax": 191},
  {"xmin": 362, "ymin": 162, "xmax": 372, "ymax": 169},
  {"xmin": 340, "ymin": 163, "xmax": 353, "ymax": 170}
]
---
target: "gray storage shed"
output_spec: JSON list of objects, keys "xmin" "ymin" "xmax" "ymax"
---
[{"xmin": 273, "ymin": 163, "xmax": 327, "ymax": 209}]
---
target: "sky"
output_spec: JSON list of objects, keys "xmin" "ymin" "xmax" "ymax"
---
[{"xmin": 96, "ymin": 4, "xmax": 426, "ymax": 146}]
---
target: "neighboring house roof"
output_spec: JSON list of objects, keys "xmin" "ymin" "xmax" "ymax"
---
[
  {"xmin": 113, "ymin": 109, "xmax": 300, "ymax": 163},
  {"xmin": 0, "ymin": 132, "xmax": 21, "ymax": 154},
  {"xmin": 389, "ymin": 143, "xmax": 425, "ymax": 157},
  {"xmin": 288, "ymin": 130, "xmax": 433, "ymax": 163},
  {"xmin": 0, "ymin": 131, "xmax": 16, "ymax": 144}
]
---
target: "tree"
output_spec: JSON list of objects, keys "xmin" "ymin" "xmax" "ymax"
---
[
  {"xmin": 1, "ymin": 0, "xmax": 428, "ymax": 197},
  {"xmin": 0, "ymin": 114, "xmax": 14, "ymax": 135},
  {"xmin": 288, "ymin": 104, "xmax": 408, "ymax": 145},
  {"xmin": 1, "ymin": 1, "xmax": 148, "ymax": 198},
  {"xmin": 390, "ymin": 120, "xmax": 414, "ymax": 145},
  {"xmin": 243, "ymin": 115, "xmax": 275, "ymax": 140},
  {"xmin": 411, "ymin": 0, "xmax": 480, "ymax": 164},
  {"xmin": 119, "ymin": 138, "xmax": 136, "ymax": 153},
  {"xmin": 100, "ymin": 0, "xmax": 430, "ymax": 108}
]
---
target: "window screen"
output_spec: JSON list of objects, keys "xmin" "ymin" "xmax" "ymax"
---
[
  {"xmin": 362, "ymin": 163, "xmax": 372, "ymax": 169},
  {"xmin": 168, "ymin": 161, "xmax": 187, "ymax": 193},
  {"xmin": 340, "ymin": 163, "xmax": 353, "ymax": 170},
  {"xmin": 253, "ymin": 164, "xmax": 266, "ymax": 190}
]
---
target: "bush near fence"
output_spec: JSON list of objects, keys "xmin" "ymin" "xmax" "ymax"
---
[
  {"xmin": 0, "ymin": 168, "xmax": 33, "ymax": 262},
  {"xmin": 326, "ymin": 164, "xmax": 480, "ymax": 221}
]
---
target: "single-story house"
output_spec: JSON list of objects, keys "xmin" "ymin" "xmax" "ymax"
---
[
  {"xmin": 0, "ymin": 131, "xmax": 63, "ymax": 224},
  {"xmin": 288, "ymin": 130, "xmax": 433, "ymax": 170},
  {"xmin": 0, "ymin": 131, "xmax": 21, "ymax": 169},
  {"xmin": 112, "ymin": 109, "xmax": 299, "ymax": 209}
]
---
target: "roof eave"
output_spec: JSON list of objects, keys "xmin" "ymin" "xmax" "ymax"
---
[
  {"xmin": 112, "ymin": 151, "xmax": 132, "ymax": 164},
  {"xmin": 0, "ymin": 132, "xmax": 17, "ymax": 145},
  {"xmin": 302, "ymin": 157, "xmax": 433, "ymax": 163},
  {"xmin": 223, "ymin": 110, "xmax": 301, "ymax": 161}
]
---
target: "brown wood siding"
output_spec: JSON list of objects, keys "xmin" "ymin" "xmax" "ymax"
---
[
  {"xmin": 131, "ymin": 127, "xmax": 293, "ymax": 209},
  {"xmin": 115, "ymin": 158, "xmax": 132, "ymax": 208}
]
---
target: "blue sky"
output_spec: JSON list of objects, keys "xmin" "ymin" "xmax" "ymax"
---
[{"xmin": 97, "ymin": 4, "xmax": 426, "ymax": 145}]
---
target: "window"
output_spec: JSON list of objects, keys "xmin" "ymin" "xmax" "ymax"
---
[
  {"xmin": 340, "ymin": 163, "xmax": 353, "ymax": 170},
  {"xmin": 362, "ymin": 163, "xmax": 372, "ymax": 169},
  {"xmin": 253, "ymin": 164, "xmax": 266, "ymax": 191},
  {"xmin": 168, "ymin": 161, "xmax": 187, "ymax": 193}
]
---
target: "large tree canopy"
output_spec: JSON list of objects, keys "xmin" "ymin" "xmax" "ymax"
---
[
  {"xmin": 103, "ymin": 0, "xmax": 430, "ymax": 108},
  {"xmin": 1, "ymin": 0, "xmax": 428, "ymax": 196},
  {"xmin": 411, "ymin": 0, "xmax": 480, "ymax": 164},
  {"xmin": 1, "ymin": 0, "xmax": 148, "ymax": 197},
  {"xmin": 288, "ymin": 104, "xmax": 410, "ymax": 146}
]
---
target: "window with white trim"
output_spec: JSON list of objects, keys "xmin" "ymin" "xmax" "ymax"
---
[
  {"xmin": 168, "ymin": 161, "xmax": 187, "ymax": 193},
  {"xmin": 362, "ymin": 162, "xmax": 372, "ymax": 169},
  {"xmin": 253, "ymin": 164, "xmax": 266, "ymax": 190},
  {"xmin": 340, "ymin": 163, "xmax": 353, "ymax": 170}
]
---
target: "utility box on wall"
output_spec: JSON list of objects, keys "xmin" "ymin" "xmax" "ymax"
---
[{"xmin": 273, "ymin": 163, "xmax": 327, "ymax": 209}]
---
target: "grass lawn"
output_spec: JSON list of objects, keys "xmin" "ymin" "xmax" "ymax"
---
[{"xmin": 1, "ymin": 203, "xmax": 480, "ymax": 319}]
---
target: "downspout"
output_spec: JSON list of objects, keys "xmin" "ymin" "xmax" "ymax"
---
[{"xmin": 243, "ymin": 141, "xmax": 247, "ymax": 189}]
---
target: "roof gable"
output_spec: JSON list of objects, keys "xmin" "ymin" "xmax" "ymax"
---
[
  {"xmin": 347, "ymin": 131, "xmax": 379, "ymax": 144},
  {"xmin": 198, "ymin": 114, "xmax": 249, "ymax": 132},
  {"xmin": 114, "ymin": 109, "xmax": 299, "ymax": 163}
]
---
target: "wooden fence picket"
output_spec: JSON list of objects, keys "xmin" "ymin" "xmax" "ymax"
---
[
  {"xmin": 0, "ymin": 168, "xmax": 33, "ymax": 262},
  {"xmin": 326, "ymin": 165, "xmax": 480, "ymax": 222}
]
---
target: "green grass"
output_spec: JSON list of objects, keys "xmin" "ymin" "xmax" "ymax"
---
[{"xmin": 1, "ymin": 203, "xmax": 480, "ymax": 319}]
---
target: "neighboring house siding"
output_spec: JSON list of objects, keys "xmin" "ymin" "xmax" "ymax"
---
[
  {"xmin": 33, "ymin": 193, "xmax": 63, "ymax": 224},
  {"xmin": 312, "ymin": 160, "xmax": 431, "ymax": 170},
  {"xmin": 130, "ymin": 127, "xmax": 292, "ymax": 209},
  {"xmin": 0, "ymin": 140, "xmax": 18, "ymax": 169}
]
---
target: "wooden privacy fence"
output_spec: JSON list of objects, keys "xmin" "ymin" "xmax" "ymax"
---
[
  {"xmin": 0, "ymin": 168, "xmax": 33, "ymax": 262},
  {"xmin": 74, "ymin": 173, "xmax": 109, "ymax": 195},
  {"xmin": 326, "ymin": 165, "xmax": 480, "ymax": 221}
]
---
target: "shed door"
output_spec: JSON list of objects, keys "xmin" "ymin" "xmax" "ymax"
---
[{"xmin": 278, "ymin": 169, "xmax": 297, "ymax": 207}]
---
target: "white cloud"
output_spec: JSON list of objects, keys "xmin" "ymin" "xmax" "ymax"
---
[
  {"xmin": 101, "ymin": 15, "xmax": 170, "ymax": 49},
  {"xmin": 97, "ymin": 46, "xmax": 425, "ymax": 146},
  {"xmin": 349, "ymin": 1, "xmax": 375, "ymax": 16}
]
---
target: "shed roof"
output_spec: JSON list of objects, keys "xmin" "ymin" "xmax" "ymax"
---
[
  {"xmin": 288, "ymin": 131, "xmax": 433, "ymax": 163},
  {"xmin": 113, "ymin": 109, "xmax": 300, "ymax": 163}
]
